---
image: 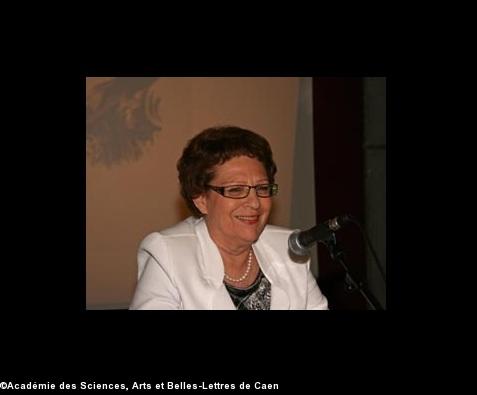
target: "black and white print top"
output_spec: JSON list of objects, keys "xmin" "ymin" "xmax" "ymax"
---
[{"xmin": 224, "ymin": 270, "xmax": 271, "ymax": 310}]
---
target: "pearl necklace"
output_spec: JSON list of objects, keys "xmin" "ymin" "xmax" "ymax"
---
[{"xmin": 224, "ymin": 249, "xmax": 253, "ymax": 283}]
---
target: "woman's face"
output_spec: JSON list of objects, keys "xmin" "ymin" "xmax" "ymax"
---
[{"xmin": 193, "ymin": 155, "xmax": 273, "ymax": 252}]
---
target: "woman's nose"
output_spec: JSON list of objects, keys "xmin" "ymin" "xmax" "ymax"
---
[{"xmin": 244, "ymin": 187, "xmax": 261, "ymax": 208}]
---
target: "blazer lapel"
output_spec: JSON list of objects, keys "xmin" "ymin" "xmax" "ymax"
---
[
  {"xmin": 253, "ymin": 244, "xmax": 290, "ymax": 310},
  {"xmin": 195, "ymin": 219, "xmax": 236, "ymax": 310},
  {"xmin": 211, "ymin": 287, "xmax": 236, "ymax": 310}
]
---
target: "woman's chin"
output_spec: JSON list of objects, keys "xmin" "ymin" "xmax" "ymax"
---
[{"xmin": 238, "ymin": 226, "xmax": 264, "ymax": 244}]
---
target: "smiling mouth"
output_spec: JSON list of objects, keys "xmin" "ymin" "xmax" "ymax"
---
[{"xmin": 236, "ymin": 215, "xmax": 260, "ymax": 224}]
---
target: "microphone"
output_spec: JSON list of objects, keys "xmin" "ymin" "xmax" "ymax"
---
[{"xmin": 288, "ymin": 215, "xmax": 351, "ymax": 257}]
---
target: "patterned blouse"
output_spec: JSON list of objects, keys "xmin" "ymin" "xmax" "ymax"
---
[{"xmin": 224, "ymin": 270, "xmax": 271, "ymax": 310}]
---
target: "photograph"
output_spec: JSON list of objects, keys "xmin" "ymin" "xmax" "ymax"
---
[{"xmin": 86, "ymin": 77, "xmax": 386, "ymax": 311}]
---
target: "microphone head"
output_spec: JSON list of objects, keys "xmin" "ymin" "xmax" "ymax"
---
[{"xmin": 288, "ymin": 230, "xmax": 309, "ymax": 257}]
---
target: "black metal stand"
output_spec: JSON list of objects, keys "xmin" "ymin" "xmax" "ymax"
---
[{"xmin": 321, "ymin": 234, "xmax": 384, "ymax": 310}]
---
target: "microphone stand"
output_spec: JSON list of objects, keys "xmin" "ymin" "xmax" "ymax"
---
[{"xmin": 321, "ymin": 233, "xmax": 384, "ymax": 310}]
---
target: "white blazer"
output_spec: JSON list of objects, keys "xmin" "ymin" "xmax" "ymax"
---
[{"xmin": 129, "ymin": 217, "xmax": 328, "ymax": 310}]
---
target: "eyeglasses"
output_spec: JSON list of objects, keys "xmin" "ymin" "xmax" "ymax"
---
[{"xmin": 206, "ymin": 183, "xmax": 279, "ymax": 199}]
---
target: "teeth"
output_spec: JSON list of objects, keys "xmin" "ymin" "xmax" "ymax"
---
[{"xmin": 237, "ymin": 216, "xmax": 258, "ymax": 220}]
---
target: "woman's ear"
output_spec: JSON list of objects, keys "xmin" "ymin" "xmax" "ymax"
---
[{"xmin": 192, "ymin": 194, "xmax": 208, "ymax": 215}]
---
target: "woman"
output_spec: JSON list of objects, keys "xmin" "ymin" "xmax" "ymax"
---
[{"xmin": 129, "ymin": 126, "xmax": 328, "ymax": 310}]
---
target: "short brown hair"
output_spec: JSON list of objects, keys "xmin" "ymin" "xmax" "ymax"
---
[{"xmin": 177, "ymin": 126, "xmax": 277, "ymax": 217}]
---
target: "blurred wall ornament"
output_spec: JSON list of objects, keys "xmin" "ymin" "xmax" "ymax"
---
[{"xmin": 86, "ymin": 77, "xmax": 161, "ymax": 166}]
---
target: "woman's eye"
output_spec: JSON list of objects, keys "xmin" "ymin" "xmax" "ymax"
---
[{"xmin": 228, "ymin": 187, "xmax": 244, "ymax": 193}]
